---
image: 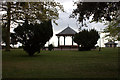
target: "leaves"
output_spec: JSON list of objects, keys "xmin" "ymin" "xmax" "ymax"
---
[
  {"xmin": 71, "ymin": 2, "xmax": 120, "ymax": 41},
  {"xmin": 14, "ymin": 20, "xmax": 53, "ymax": 56},
  {"xmin": 1, "ymin": 1, "xmax": 64, "ymax": 51},
  {"xmin": 104, "ymin": 18, "xmax": 120, "ymax": 41},
  {"xmin": 1, "ymin": 1, "xmax": 64, "ymax": 24},
  {"xmin": 71, "ymin": 2, "xmax": 120, "ymax": 25},
  {"xmin": 74, "ymin": 29, "xmax": 100, "ymax": 50}
]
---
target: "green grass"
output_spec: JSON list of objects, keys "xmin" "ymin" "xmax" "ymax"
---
[{"xmin": 2, "ymin": 48, "xmax": 119, "ymax": 78}]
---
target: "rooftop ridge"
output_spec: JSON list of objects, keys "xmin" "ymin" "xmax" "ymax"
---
[{"xmin": 56, "ymin": 26, "xmax": 77, "ymax": 36}]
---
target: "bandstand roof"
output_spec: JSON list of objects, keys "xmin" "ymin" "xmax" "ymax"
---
[{"xmin": 56, "ymin": 27, "xmax": 77, "ymax": 36}]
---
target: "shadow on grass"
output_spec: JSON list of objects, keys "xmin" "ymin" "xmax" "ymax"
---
[{"xmin": 17, "ymin": 53, "xmax": 45, "ymax": 57}]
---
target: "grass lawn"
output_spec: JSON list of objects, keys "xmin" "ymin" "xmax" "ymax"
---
[{"xmin": 2, "ymin": 48, "xmax": 119, "ymax": 78}]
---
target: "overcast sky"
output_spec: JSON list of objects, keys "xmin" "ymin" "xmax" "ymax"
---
[
  {"xmin": 0, "ymin": 0, "xmax": 109, "ymax": 47},
  {"xmin": 48, "ymin": 0, "xmax": 108, "ymax": 47}
]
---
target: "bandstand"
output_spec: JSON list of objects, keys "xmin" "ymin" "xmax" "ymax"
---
[{"xmin": 56, "ymin": 26, "xmax": 77, "ymax": 48}]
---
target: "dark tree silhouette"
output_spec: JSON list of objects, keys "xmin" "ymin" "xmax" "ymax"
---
[
  {"xmin": 10, "ymin": 33, "xmax": 18, "ymax": 48},
  {"xmin": 71, "ymin": 2, "xmax": 120, "ymax": 42},
  {"xmin": 71, "ymin": 2, "xmax": 120, "ymax": 25},
  {"xmin": 74, "ymin": 29, "xmax": 100, "ymax": 51},
  {"xmin": 1, "ymin": 2, "xmax": 64, "ymax": 51},
  {"xmin": 14, "ymin": 20, "xmax": 53, "ymax": 56},
  {"xmin": 48, "ymin": 44, "xmax": 54, "ymax": 51}
]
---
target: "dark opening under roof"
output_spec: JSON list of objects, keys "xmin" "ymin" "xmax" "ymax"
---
[{"xmin": 105, "ymin": 42, "xmax": 118, "ymax": 45}]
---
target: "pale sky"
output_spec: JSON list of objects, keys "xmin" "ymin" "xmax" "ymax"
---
[
  {"xmin": 47, "ymin": 0, "xmax": 108, "ymax": 47},
  {"xmin": 0, "ymin": 1, "xmax": 111, "ymax": 47}
]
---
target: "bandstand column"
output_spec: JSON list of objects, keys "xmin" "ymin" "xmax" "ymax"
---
[
  {"xmin": 64, "ymin": 36, "xmax": 65, "ymax": 46},
  {"xmin": 72, "ymin": 36, "xmax": 74, "ymax": 46},
  {"xmin": 58, "ymin": 36, "xmax": 60, "ymax": 47}
]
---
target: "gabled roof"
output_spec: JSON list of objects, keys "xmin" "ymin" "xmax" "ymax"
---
[{"xmin": 56, "ymin": 27, "xmax": 77, "ymax": 36}]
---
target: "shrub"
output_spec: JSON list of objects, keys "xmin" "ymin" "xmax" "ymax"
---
[
  {"xmin": 14, "ymin": 20, "xmax": 53, "ymax": 56},
  {"xmin": 48, "ymin": 44, "xmax": 54, "ymax": 51},
  {"xmin": 74, "ymin": 29, "xmax": 100, "ymax": 51}
]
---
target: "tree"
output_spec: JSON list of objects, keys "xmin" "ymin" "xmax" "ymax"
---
[
  {"xmin": 10, "ymin": 33, "xmax": 18, "ymax": 48},
  {"xmin": 14, "ymin": 20, "xmax": 53, "ymax": 56},
  {"xmin": 71, "ymin": 2, "xmax": 120, "ymax": 40},
  {"xmin": 2, "ymin": 24, "xmax": 18, "ymax": 48},
  {"xmin": 74, "ymin": 29, "xmax": 100, "ymax": 51},
  {"xmin": 2, "ymin": 24, "xmax": 7, "ymax": 44},
  {"xmin": 0, "ymin": 1, "xmax": 64, "ymax": 51},
  {"xmin": 71, "ymin": 2, "xmax": 120, "ymax": 24},
  {"xmin": 104, "ymin": 16, "xmax": 120, "ymax": 41}
]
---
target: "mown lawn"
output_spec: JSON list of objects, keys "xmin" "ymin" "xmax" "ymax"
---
[{"xmin": 2, "ymin": 48, "xmax": 119, "ymax": 78}]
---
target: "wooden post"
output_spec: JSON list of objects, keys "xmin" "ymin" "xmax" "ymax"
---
[
  {"xmin": 64, "ymin": 36, "xmax": 65, "ymax": 46},
  {"xmin": 58, "ymin": 36, "xmax": 60, "ymax": 47},
  {"xmin": 72, "ymin": 36, "xmax": 73, "ymax": 46}
]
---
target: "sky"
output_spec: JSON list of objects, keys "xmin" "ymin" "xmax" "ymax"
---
[
  {"xmin": 0, "ymin": 0, "xmax": 112, "ymax": 47},
  {"xmin": 46, "ymin": 0, "xmax": 108, "ymax": 47}
]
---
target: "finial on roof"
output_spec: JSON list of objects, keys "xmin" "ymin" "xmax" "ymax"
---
[{"xmin": 68, "ymin": 24, "xmax": 69, "ymax": 27}]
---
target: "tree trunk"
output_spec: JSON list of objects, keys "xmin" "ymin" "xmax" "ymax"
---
[{"xmin": 5, "ymin": 2, "xmax": 11, "ymax": 51}]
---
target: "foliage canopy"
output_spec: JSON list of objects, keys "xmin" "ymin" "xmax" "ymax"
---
[
  {"xmin": 74, "ymin": 29, "xmax": 100, "ymax": 51},
  {"xmin": 14, "ymin": 20, "xmax": 53, "ymax": 56},
  {"xmin": 71, "ymin": 2, "xmax": 120, "ymax": 41},
  {"xmin": 71, "ymin": 2, "xmax": 120, "ymax": 24},
  {"xmin": 1, "ymin": 1, "xmax": 64, "ymax": 51}
]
